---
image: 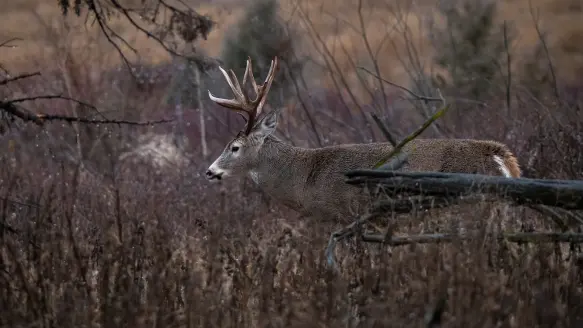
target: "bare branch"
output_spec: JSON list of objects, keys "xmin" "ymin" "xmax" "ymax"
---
[
  {"xmin": 86, "ymin": 0, "xmax": 137, "ymax": 77},
  {"xmin": 358, "ymin": 66, "xmax": 445, "ymax": 104},
  {"xmin": 0, "ymin": 72, "xmax": 41, "ymax": 86},
  {"xmin": 296, "ymin": 2, "xmax": 376, "ymax": 140},
  {"xmin": 372, "ymin": 104, "xmax": 451, "ymax": 168},
  {"xmin": 528, "ymin": 0, "xmax": 559, "ymax": 101},
  {"xmin": 326, "ymin": 211, "xmax": 384, "ymax": 268},
  {"xmin": 0, "ymin": 101, "xmax": 173, "ymax": 126},
  {"xmin": 370, "ymin": 113, "xmax": 397, "ymax": 146},
  {"xmin": 0, "ymin": 38, "xmax": 23, "ymax": 48},
  {"xmin": 357, "ymin": 0, "xmax": 389, "ymax": 112},
  {"xmin": 0, "ymin": 102, "xmax": 44, "ymax": 125},
  {"xmin": 34, "ymin": 113, "xmax": 173, "ymax": 126}
]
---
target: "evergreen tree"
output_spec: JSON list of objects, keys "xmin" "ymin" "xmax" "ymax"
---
[
  {"xmin": 221, "ymin": 0, "xmax": 303, "ymax": 107},
  {"xmin": 428, "ymin": 0, "xmax": 513, "ymax": 101}
]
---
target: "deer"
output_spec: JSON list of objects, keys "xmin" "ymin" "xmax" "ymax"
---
[{"xmin": 204, "ymin": 56, "xmax": 522, "ymax": 223}]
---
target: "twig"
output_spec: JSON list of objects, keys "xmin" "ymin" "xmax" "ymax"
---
[
  {"xmin": 296, "ymin": 1, "xmax": 376, "ymax": 140},
  {"xmin": 502, "ymin": 21, "xmax": 512, "ymax": 111},
  {"xmin": 376, "ymin": 151, "xmax": 409, "ymax": 171},
  {"xmin": 357, "ymin": 0, "xmax": 390, "ymax": 120},
  {"xmin": 108, "ymin": 0, "xmax": 218, "ymax": 72},
  {"xmin": 0, "ymin": 100, "xmax": 172, "ymax": 126},
  {"xmin": 0, "ymin": 38, "xmax": 23, "ymax": 48},
  {"xmin": 326, "ymin": 211, "xmax": 384, "ymax": 269},
  {"xmin": 87, "ymin": 0, "xmax": 137, "ymax": 78},
  {"xmin": 528, "ymin": 0, "xmax": 559, "ymax": 101},
  {"xmin": 7, "ymin": 94, "xmax": 99, "ymax": 109},
  {"xmin": 529, "ymin": 204, "xmax": 583, "ymax": 230},
  {"xmin": 358, "ymin": 66, "xmax": 445, "ymax": 103},
  {"xmin": 0, "ymin": 72, "xmax": 41, "ymax": 85},
  {"xmin": 35, "ymin": 113, "xmax": 173, "ymax": 126},
  {"xmin": 371, "ymin": 194, "xmax": 489, "ymax": 214},
  {"xmin": 357, "ymin": 65, "xmax": 450, "ymax": 168},
  {"xmin": 370, "ymin": 113, "xmax": 397, "ymax": 146},
  {"xmin": 372, "ymin": 104, "xmax": 451, "ymax": 168}
]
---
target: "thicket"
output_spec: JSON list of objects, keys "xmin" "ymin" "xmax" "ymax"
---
[{"xmin": 1, "ymin": 0, "xmax": 582, "ymax": 327}]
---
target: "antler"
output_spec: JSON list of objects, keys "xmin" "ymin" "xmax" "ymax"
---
[{"xmin": 208, "ymin": 56, "xmax": 279, "ymax": 135}]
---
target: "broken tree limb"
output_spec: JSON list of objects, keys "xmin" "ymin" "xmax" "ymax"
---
[
  {"xmin": 345, "ymin": 170, "xmax": 583, "ymax": 210},
  {"xmin": 371, "ymin": 194, "xmax": 492, "ymax": 214},
  {"xmin": 326, "ymin": 211, "xmax": 384, "ymax": 268},
  {"xmin": 360, "ymin": 232, "xmax": 583, "ymax": 245},
  {"xmin": 326, "ymin": 194, "xmax": 502, "ymax": 268}
]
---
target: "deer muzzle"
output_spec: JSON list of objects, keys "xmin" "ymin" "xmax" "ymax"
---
[{"xmin": 205, "ymin": 169, "xmax": 223, "ymax": 180}]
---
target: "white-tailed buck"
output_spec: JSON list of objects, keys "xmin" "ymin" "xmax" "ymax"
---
[{"xmin": 205, "ymin": 57, "xmax": 521, "ymax": 222}]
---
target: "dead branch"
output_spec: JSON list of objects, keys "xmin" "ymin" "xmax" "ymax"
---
[
  {"xmin": 325, "ymin": 193, "xmax": 490, "ymax": 267},
  {"xmin": 326, "ymin": 211, "xmax": 385, "ymax": 267},
  {"xmin": 370, "ymin": 112, "xmax": 397, "ymax": 146},
  {"xmin": 95, "ymin": 0, "xmax": 218, "ymax": 72},
  {"xmin": 371, "ymin": 194, "xmax": 490, "ymax": 214},
  {"xmin": 0, "ymin": 38, "xmax": 22, "ymax": 48},
  {"xmin": 0, "ymin": 72, "xmax": 173, "ymax": 127},
  {"xmin": 372, "ymin": 104, "xmax": 450, "ymax": 168},
  {"xmin": 296, "ymin": 2, "xmax": 376, "ymax": 140},
  {"xmin": 528, "ymin": 0, "xmax": 559, "ymax": 101},
  {"xmin": 0, "ymin": 100, "xmax": 172, "ymax": 126},
  {"xmin": 358, "ymin": 66, "xmax": 446, "ymax": 104},
  {"xmin": 345, "ymin": 170, "xmax": 583, "ymax": 210},
  {"xmin": 35, "ymin": 113, "xmax": 173, "ymax": 126},
  {"xmin": 0, "ymin": 72, "xmax": 41, "ymax": 86}
]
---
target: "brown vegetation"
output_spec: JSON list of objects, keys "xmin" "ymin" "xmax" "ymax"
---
[{"xmin": 2, "ymin": 0, "xmax": 583, "ymax": 326}]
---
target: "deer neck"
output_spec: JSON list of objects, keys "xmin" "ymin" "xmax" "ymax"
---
[
  {"xmin": 249, "ymin": 137, "xmax": 306, "ymax": 207},
  {"xmin": 250, "ymin": 137, "xmax": 302, "ymax": 183}
]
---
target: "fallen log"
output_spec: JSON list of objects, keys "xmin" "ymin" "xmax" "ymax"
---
[
  {"xmin": 345, "ymin": 170, "xmax": 583, "ymax": 210},
  {"xmin": 361, "ymin": 232, "xmax": 583, "ymax": 245}
]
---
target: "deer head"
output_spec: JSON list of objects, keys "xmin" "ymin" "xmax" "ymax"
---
[{"xmin": 205, "ymin": 57, "xmax": 280, "ymax": 181}]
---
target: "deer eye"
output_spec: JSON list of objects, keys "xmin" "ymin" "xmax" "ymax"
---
[{"xmin": 231, "ymin": 146, "xmax": 240, "ymax": 152}]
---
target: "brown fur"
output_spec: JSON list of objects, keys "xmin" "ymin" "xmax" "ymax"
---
[
  {"xmin": 400, "ymin": 139, "xmax": 521, "ymax": 177},
  {"xmin": 229, "ymin": 136, "xmax": 523, "ymax": 224},
  {"xmin": 503, "ymin": 153, "xmax": 522, "ymax": 178}
]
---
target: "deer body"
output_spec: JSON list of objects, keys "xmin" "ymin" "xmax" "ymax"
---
[
  {"xmin": 222, "ymin": 134, "xmax": 520, "ymax": 221},
  {"xmin": 204, "ymin": 57, "xmax": 521, "ymax": 222}
]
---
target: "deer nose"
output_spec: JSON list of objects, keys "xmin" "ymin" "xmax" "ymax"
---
[{"xmin": 205, "ymin": 169, "xmax": 223, "ymax": 180}]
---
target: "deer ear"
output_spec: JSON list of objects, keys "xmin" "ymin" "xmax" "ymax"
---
[{"xmin": 250, "ymin": 108, "xmax": 281, "ymax": 140}]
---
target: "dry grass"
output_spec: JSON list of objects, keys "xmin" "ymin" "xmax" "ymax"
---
[
  {"xmin": 2, "ymin": 0, "xmax": 583, "ymax": 326},
  {"xmin": 1, "ymin": 137, "xmax": 582, "ymax": 327}
]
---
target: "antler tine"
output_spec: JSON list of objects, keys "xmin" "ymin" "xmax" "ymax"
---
[
  {"xmin": 217, "ymin": 65, "xmax": 245, "ymax": 102},
  {"xmin": 228, "ymin": 68, "xmax": 248, "ymax": 104},
  {"xmin": 242, "ymin": 57, "xmax": 260, "ymax": 97},
  {"xmin": 241, "ymin": 57, "xmax": 278, "ymax": 135},
  {"xmin": 254, "ymin": 56, "xmax": 279, "ymax": 118},
  {"xmin": 208, "ymin": 64, "xmax": 252, "ymax": 119}
]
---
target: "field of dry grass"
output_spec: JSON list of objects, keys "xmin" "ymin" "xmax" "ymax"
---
[{"xmin": 2, "ymin": 0, "xmax": 583, "ymax": 326}]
